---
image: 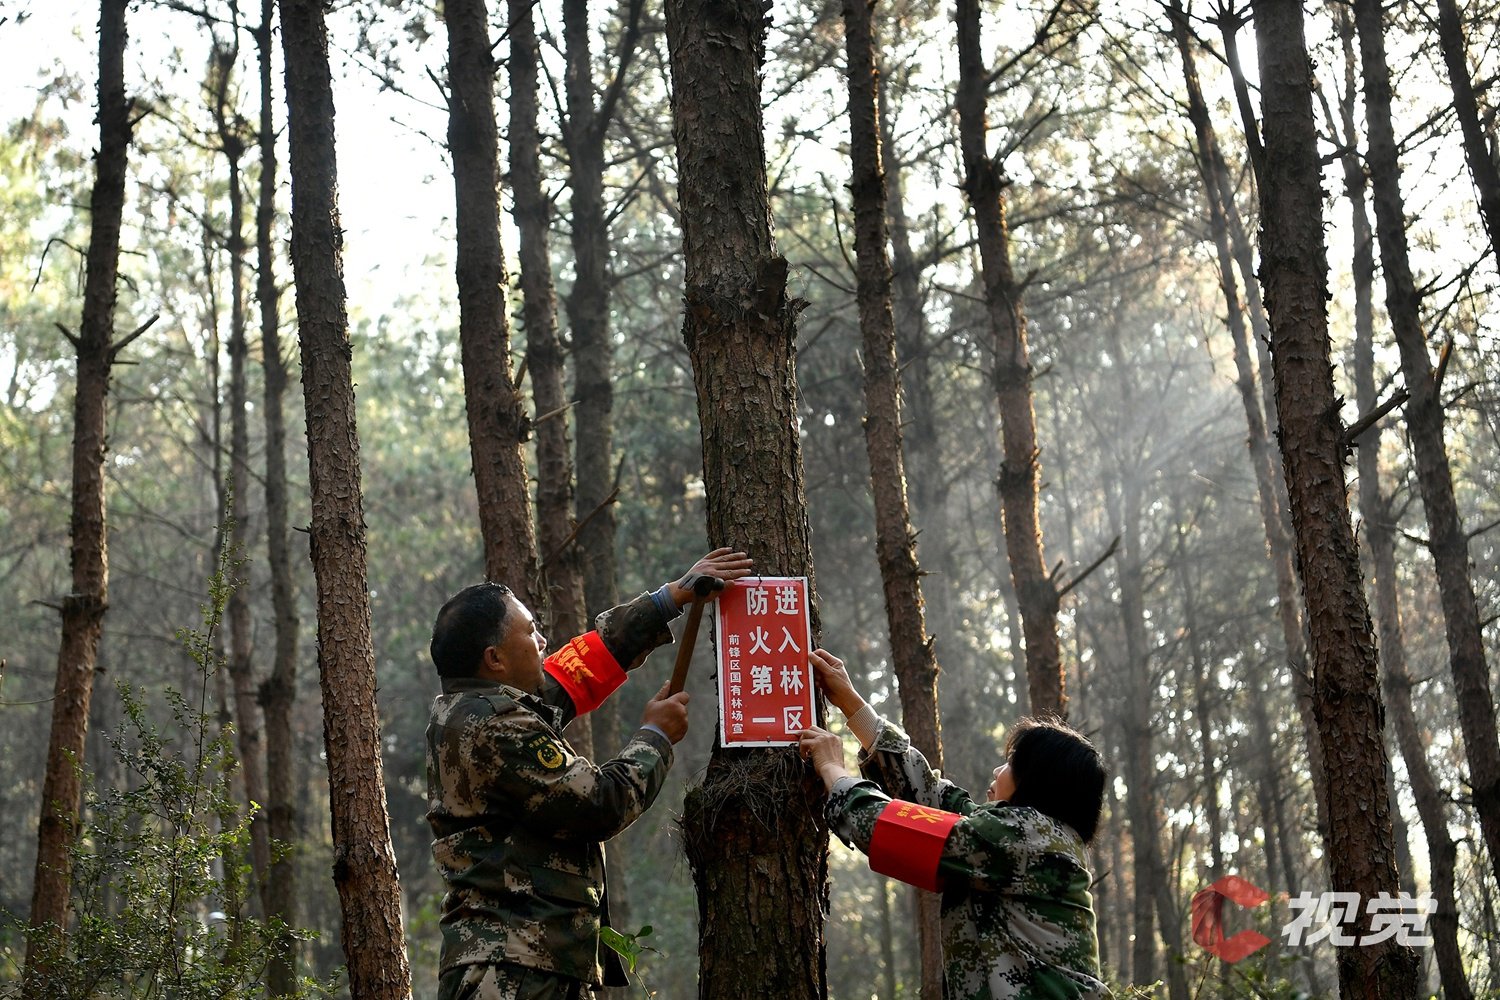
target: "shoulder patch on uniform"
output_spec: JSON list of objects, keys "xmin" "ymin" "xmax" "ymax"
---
[{"xmin": 523, "ymin": 732, "xmax": 566, "ymax": 770}]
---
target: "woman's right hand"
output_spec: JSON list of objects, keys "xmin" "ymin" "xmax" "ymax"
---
[{"xmin": 810, "ymin": 648, "xmax": 865, "ymax": 718}]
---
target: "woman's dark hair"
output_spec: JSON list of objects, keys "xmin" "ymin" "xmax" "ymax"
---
[
  {"xmin": 1003, "ymin": 715, "xmax": 1107, "ymax": 844},
  {"xmin": 430, "ymin": 582, "xmax": 512, "ymax": 679}
]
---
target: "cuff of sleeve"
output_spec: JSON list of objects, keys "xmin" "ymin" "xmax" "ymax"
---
[
  {"xmin": 650, "ymin": 584, "xmax": 683, "ymax": 622},
  {"xmin": 632, "ymin": 726, "xmax": 674, "ymax": 767},
  {"xmin": 868, "ymin": 799, "xmax": 962, "ymax": 893},
  {"xmin": 543, "ymin": 632, "xmax": 627, "ymax": 714},
  {"xmin": 846, "ymin": 704, "xmax": 880, "ymax": 749}
]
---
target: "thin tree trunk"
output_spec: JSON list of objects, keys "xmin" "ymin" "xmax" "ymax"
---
[
  {"xmin": 507, "ymin": 0, "xmax": 591, "ymax": 759},
  {"xmin": 277, "ymin": 2, "xmax": 412, "ymax": 996},
  {"xmin": 444, "ymin": 0, "xmax": 538, "ymax": 603},
  {"xmin": 211, "ymin": 36, "xmax": 273, "ymax": 917},
  {"xmin": 561, "ymin": 1, "xmax": 644, "ymax": 945},
  {"xmin": 1334, "ymin": 18, "xmax": 1471, "ymax": 990},
  {"xmin": 1167, "ymin": 0, "xmax": 1330, "ymax": 850},
  {"xmin": 563, "ymin": 0, "xmax": 641, "ymax": 624},
  {"xmin": 954, "ymin": 0, "xmax": 1063, "ymax": 716},
  {"xmin": 879, "ymin": 56, "xmax": 957, "ymax": 682},
  {"xmin": 1353, "ymin": 0, "xmax": 1500, "ymax": 888},
  {"xmin": 844, "ymin": 3, "xmax": 943, "ymax": 995},
  {"xmin": 255, "ymin": 0, "xmax": 301, "ymax": 989},
  {"xmin": 25, "ymin": 0, "xmax": 134, "ymax": 986},
  {"xmin": 666, "ymin": 3, "xmax": 827, "ymax": 996},
  {"xmin": 1435, "ymin": 0, "xmax": 1500, "ymax": 261},
  {"xmin": 1252, "ymin": 2, "xmax": 1420, "ymax": 994}
]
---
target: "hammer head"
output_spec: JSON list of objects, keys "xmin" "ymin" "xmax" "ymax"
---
[{"xmin": 681, "ymin": 573, "xmax": 725, "ymax": 598}]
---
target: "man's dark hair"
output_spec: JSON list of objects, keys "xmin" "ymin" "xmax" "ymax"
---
[
  {"xmin": 430, "ymin": 582, "xmax": 512, "ymax": 679},
  {"xmin": 1003, "ymin": 715, "xmax": 1107, "ymax": 844}
]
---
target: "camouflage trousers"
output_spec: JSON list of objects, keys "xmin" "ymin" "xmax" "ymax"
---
[{"xmin": 437, "ymin": 963, "xmax": 593, "ymax": 1000}]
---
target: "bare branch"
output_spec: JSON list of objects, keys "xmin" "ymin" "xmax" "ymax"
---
[{"xmin": 1057, "ymin": 535, "xmax": 1121, "ymax": 598}]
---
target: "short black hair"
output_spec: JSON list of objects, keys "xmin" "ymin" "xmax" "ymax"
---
[
  {"xmin": 1003, "ymin": 715, "xmax": 1107, "ymax": 844},
  {"xmin": 430, "ymin": 582, "xmax": 512, "ymax": 679}
]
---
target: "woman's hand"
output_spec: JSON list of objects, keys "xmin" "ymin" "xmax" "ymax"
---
[
  {"xmin": 798, "ymin": 725, "xmax": 852, "ymax": 791},
  {"xmin": 809, "ymin": 649, "xmax": 866, "ymax": 718}
]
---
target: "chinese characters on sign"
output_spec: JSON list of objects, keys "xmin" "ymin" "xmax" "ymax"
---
[{"xmin": 714, "ymin": 577, "xmax": 813, "ymax": 747}]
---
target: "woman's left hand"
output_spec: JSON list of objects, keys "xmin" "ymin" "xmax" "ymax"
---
[{"xmin": 798, "ymin": 726, "xmax": 850, "ymax": 790}]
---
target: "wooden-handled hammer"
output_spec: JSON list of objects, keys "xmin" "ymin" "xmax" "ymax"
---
[{"xmin": 666, "ymin": 574, "xmax": 723, "ymax": 696}]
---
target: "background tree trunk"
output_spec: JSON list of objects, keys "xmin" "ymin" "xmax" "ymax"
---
[
  {"xmin": 1353, "ymin": 0, "xmax": 1500, "ymax": 887},
  {"xmin": 277, "ymin": 2, "xmax": 412, "ymax": 996},
  {"xmin": 1435, "ymin": 0, "xmax": 1500, "ymax": 261},
  {"xmin": 255, "ymin": 0, "xmax": 302, "ymax": 990},
  {"xmin": 25, "ymin": 0, "xmax": 134, "ymax": 987},
  {"xmin": 564, "ymin": 0, "xmax": 641, "ymax": 625},
  {"xmin": 666, "ymin": 2, "xmax": 828, "ymax": 996},
  {"xmin": 211, "ymin": 36, "xmax": 273, "ymax": 917},
  {"xmin": 844, "ymin": 2, "xmax": 943, "ymax": 995},
  {"xmin": 507, "ymin": 0, "xmax": 591, "ymax": 759},
  {"xmin": 444, "ymin": 0, "xmax": 538, "ymax": 603},
  {"xmin": 1252, "ymin": 1, "xmax": 1420, "ymax": 994},
  {"xmin": 954, "ymin": 0, "xmax": 1063, "ymax": 716},
  {"xmin": 1167, "ymin": 0, "xmax": 1330, "ymax": 849}
]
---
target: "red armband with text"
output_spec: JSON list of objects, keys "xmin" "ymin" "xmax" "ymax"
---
[
  {"xmin": 543, "ymin": 632, "xmax": 626, "ymax": 715},
  {"xmin": 867, "ymin": 799, "xmax": 962, "ymax": 893}
]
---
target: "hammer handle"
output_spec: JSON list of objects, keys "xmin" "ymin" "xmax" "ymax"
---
[{"xmin": 667, "ymin": 597, "xmax": 709, "ymax": 696}]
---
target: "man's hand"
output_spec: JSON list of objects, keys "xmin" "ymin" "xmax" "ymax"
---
[
  {"xmin": 667, "ymin": 547, "xmax": 754, "ymax": 608},
  {"xmin": 809, "ymin": 649, "xmax": 866, "ymax": 718},
  {"xmin": 642, "ymin": 681, "xmax": 691, "ymax": 744},
  {"xmin": 798, "ymin": 726, "xmax": 852, "ymax": 791}
]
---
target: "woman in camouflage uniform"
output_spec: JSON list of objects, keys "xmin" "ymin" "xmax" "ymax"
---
[{"xmin": 799, "ymin": 650, "xmax": 1110, "ymax": 1000}]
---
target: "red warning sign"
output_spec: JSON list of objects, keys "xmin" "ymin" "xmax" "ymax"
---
[{"xmin": 714, "ymin": 577, "xmax": 813, "ymax": 747}]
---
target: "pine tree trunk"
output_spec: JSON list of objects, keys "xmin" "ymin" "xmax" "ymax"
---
[
  {"xmin": 564, "ymin": 0, "xmax": 639, "ymax": 624},
  {"xmin": 507, "ymin": 0, "xmax": 591, "ymax": 759},
  {"xmin": 277, "ymin": 2, "xmax": 412, "ymax": 996},
  {"xmin": 25, "ymin": 0, "xmax": 132, "ymax": 986},
  {"xmin": 666, "ymin": 3, "xmax": 828, "ymax": 996},
  {"xmin": 844, "ymin": 3, "xmax": 944, "ymax": 995},
  {"xmin": 1353, "ymin": 0, "xmax": 1500, "ymax": 889},
  {"xmin": 212, "ymin": 39, "xmax": 273, "ymax": 916},
  {"xmin": 256, "ymin": 0, "xmax": 301, "ymax": 989},
  {"xmin": 444, "ymin": 0, "xmax": 538, "ymax": 603},
  {"xmin": 1252, "ymin": 2, "xmax": 1420, "ymax": 994},
  {"xmin": 954, "ymin": 0, "xmax": 1063, "ymax": 716},
  {"xmin": 1435, "ymin": 0, "xmax": 1500, "ymax": 262},
  {"xmin": 1167, "ymin": 0, "xmax": 1330, "ymax": 851},
  {"xmin": 1335, "ymin": 19, "xmax": 1471, "ymax": 991}
]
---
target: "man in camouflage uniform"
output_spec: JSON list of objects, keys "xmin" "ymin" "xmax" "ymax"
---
[
  {"xmin": 427, "ymin": 548, "xmax": 752, "ymax": 1000},
  {"xmin": 799, "ymin": 650, "xmax": 1110, "ymax": 1000}
]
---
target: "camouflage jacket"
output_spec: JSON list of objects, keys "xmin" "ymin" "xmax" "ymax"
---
[
  {"xmin": 827, "ymin": 719, "xmax": 1110, "ymax": 1000},
  {"xmin": 426, "ymin": 593, "xmax": 675, "ymax": 985}
]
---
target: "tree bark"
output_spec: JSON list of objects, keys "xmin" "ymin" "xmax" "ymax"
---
[
  {"xmin": 1435, "ymin": 0, "xmax": 1500, "ymax": 262},
  {"xmin": 507, "ymin": 0, "xmax": 591, "ymax": 759},
  {"xmin": 277, "ymin": 3, "xmax": 412, "ymax": 997},
  {"xmin": 1353, "ymin": 0, "xmax": 1500, "ymax": 891},
  {"xmin": 1252, "ymin": 2, "xmax": 1420, "ymax": 994},
  {"xmin": 255, "ymin": 0, "xmax": 302, "ymax": 990},
  {"xmin": 1334, "ymin": 14, "xmax": 1471, "ymax": 993},
  {"xmin": 666, "ymin": 2, "xmax": 828, "ymax": 996},
  {"xmin": 844, "ymin": 3, "xmax": 943, "ymax": 995},
  {"xmin": 955, "ymin": 0, "xmax": 1063, "ymax": 717},
  {"xmin": 444, "ymin": 0, "xmax": 538, "ymax": 603},
  {"xmin": 25, "ymin": 0, "xmax": 133, "ymax": 988}
]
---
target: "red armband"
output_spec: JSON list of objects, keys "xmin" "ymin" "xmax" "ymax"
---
[
  {"xmin": 543, "ymin": 631, "xmax": 626, "ymax": 714},
  {"xmin": 867, "ymin": 799, "xmax": 962, "ymax": 893}
]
